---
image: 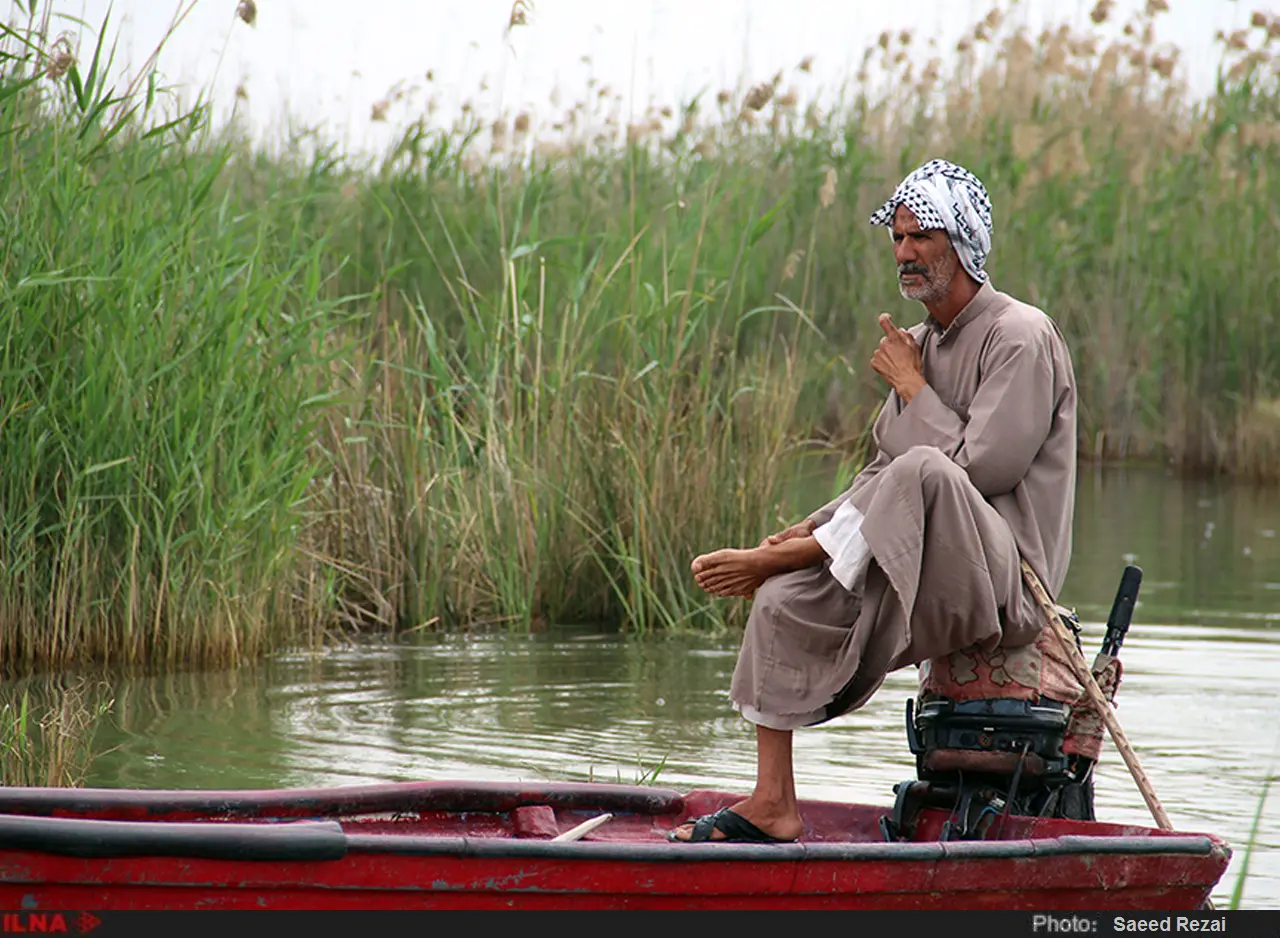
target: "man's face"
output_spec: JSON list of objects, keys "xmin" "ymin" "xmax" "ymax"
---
[{"xmin": 891, "ymin": 204, "xmax": 959, "ymax": 303}]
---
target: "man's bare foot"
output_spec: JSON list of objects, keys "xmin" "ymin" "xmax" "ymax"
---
[
  {"xmin": 668, "ymin": 795, "xmax": 804, "ymax": 843},
  {"xmin": 690, "ymin": 548, "xmax": 770, "ymax": 597}
]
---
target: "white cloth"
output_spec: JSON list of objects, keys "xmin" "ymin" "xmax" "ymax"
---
[
  {"xmin": 734, "ymin": 701, "xmax": 829, "ymax": 730},
  {"xmin": 868, "ymin": 159, "xmax": 994, "ymax": 284},
  {"xmin": 812, "ymin": 499, "xmax": 872, "ymax": 593}
]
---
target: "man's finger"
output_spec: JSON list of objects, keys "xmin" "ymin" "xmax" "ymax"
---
[{"xmin": 878, "ymin": 313, "xmax": 897, "ymax": 339}]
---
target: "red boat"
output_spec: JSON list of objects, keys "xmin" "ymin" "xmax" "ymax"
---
[{"xmin": 0, "ymin": 781, "xmax": 1229, "ymax": 910}]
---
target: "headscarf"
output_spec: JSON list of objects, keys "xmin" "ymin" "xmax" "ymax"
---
[{"xmin": 868, "ymin": 159, "xmax": 994, "ymax": 284}]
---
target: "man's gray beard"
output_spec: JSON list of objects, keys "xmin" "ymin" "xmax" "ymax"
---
[{"xmin": 898, "ymin": 257, "xmax": 956, "ymax": 303}]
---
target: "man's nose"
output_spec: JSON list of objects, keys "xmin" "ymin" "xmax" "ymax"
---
[{"xmin": 894, "ymin": 239, "xmax": 917, "ymax": 264}]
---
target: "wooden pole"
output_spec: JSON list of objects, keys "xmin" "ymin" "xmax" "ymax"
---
[
  {"xmin": 1019, "ymin": 558, "xmax": 1174, "ymax": 832},
  {"xmin": 551, "ymin": 813, "xmax": 613, "ymax": 843}
]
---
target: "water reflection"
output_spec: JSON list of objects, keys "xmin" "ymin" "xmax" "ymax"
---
[{"xmin": 1068, "ymin": 466, "xmax": 1280, "ymax": 626}]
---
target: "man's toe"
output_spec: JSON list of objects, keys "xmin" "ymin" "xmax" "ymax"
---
[{"xmin": 668, "ymin": 818, "xmax": 724, "ymax": 843}]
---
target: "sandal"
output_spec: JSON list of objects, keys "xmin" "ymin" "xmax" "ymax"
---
[{"xmin": 667, "ymin": 807, "xmax": 795, "ymax": 844}]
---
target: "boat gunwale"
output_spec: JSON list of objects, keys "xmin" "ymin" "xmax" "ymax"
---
[
  {"xmin": 0, "ymin": 812, "xmax": 1227, "ymax": 865},
  {"xmin": 341, "ymin": 832, "xmax": 1227, "ymax": 863},
  {"xmin": 0, "ymin": 781, "xmax": 686, "ymax": 818},
  {"xmin": 0, "ymin": 814, "xmax": 348, "ymax": 862}
]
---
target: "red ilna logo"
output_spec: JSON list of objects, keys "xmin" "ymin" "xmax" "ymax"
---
[
  {"xmin": 2, "ymin": 913, "xmax": 68, "ymax": 933},
  {"xmin": 1, "ymin": 913, "xmax": 98, "ymax": 934}
]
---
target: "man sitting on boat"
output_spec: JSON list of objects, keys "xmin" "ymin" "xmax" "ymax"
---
[{"xmin": 671, "ymin": 159, "xmax": 1080, "ymax": 844}]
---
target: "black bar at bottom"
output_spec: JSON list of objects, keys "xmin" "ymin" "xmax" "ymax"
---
[{"xmin": 4, "ymin": 909, "xmax": 1275, "ymax": 936}]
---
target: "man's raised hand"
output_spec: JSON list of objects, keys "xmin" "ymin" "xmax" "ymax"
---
[{"xmin": 870, "ymin": 313, "xmax": 926, "ymax": 404}]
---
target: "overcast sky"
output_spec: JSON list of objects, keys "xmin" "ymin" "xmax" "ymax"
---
[{"xmin": 28, "ymin": 0, "xmax": 1264, "ymax": 156}]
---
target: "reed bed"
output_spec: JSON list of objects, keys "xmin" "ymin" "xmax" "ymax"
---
[{"xmin": 1, "ymin": 1, "xmax": 1277, "ymax": 666}]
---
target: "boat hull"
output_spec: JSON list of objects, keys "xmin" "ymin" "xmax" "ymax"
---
[{"xmin": 0, "ymin": 782, "xmax": 1230, "ymax": 911}]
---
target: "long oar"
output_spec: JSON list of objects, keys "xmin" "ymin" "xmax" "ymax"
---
[{"xmin": 1019, "ymin": 558, "xmax": 1173, "ymax": 831}]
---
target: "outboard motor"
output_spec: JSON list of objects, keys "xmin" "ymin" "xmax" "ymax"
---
[{"xmin": 880, "ymin": 565, "xmax": 1142, "ymax": 842}]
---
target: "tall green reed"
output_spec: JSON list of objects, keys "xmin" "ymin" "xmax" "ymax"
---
[
  {"xmin": 1, "ymin": 5, "xmax": 350, "ymax": 668},
  {"xmin": 306, "ymin": 147, "xmax": 824, "ymax": 635}
]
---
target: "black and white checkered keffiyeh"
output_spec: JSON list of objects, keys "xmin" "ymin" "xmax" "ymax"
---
[{"xmin": 868, "ymin": 159, "xmax": 994, "ymax": 284}]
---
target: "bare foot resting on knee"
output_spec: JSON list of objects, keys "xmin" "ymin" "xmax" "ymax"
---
[
  {"xmin": 692, "ymin": 536, "xmax": 830, "ymax": 597},
  {"xmin": 691, "ymin": 549, "xmax": 768, "ymax": 597},
  {"xmin": 668, "ymin": 795, "xmax": 805, "ymax": 843}
]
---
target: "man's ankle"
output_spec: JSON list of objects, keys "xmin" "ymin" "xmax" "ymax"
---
[{"xmin": 745, "ymin": 791, "xmax": 797, "ymax": 813}]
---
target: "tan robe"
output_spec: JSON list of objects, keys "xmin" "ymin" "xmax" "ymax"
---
[{"xmin": 730, "ymin": 281, "xmax": 1078, "ymax": 723}]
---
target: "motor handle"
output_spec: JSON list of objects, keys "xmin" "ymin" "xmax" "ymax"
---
[{"xmin": 1100, "ymin": 564, "xmax": 1142, "ymax": 660}]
